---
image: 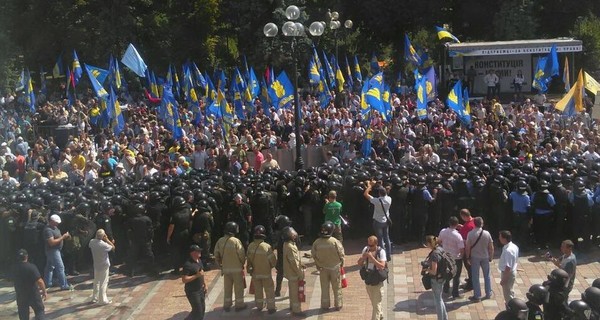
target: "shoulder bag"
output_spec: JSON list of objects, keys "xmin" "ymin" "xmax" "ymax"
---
[{"xmin": 379, "ymin": 198, "xmax": 392, "ymax": 226}]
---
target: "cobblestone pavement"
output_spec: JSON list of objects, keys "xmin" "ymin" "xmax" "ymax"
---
[{"xmin": 1, "ymin": 240, "xmax": 599, "ymax": 320}]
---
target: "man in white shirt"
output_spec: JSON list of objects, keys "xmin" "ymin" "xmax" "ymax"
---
[
  {"xmin": 438, "ymin": 216, "xmax": 465, "ymax": 299},
  {"xmin": 583, "ymin": 144, "xmax": 600, "ymax": 162},
  {"xmin": 498, "ymin": 230, "xmax": 519, "ymax": 304},
  {"xmin": 89, "ymin": 229, "xmax": 115, "ymax": 305},
  {"xmin": 363, "ymin": 181, "xmax": 393, "ymax": 261},
  {"xmin": 484, "ymin": 70, "xmax": 499, "ymax": 99}
]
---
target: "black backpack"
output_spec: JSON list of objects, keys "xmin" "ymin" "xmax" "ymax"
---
[{"xmin": 435, "ymin": 247, "xmax": 457, "ymax": 281}]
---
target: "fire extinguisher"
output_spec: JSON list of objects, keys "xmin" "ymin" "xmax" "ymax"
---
[
  {"xmin": 298, "ymin": 269, "xmax": 306, "ymax": 302},
  {"xmin": 340, "ymin": 267, "xmax": 348, "ymax": 288}
]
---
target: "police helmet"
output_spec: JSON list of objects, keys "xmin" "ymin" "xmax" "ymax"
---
[
  {"xmin": 548, "ymin": 268, "xmax": 570, "ymax": 288},
  {"xmin": 569, "ymin": 300, "xmax": 592, "ymax": 320},
  {"xmin": 275, "ymin": 215, "xmax": 292, "ymax": 229},
  {"xmin": 284, "ymin": 227, "xmax": 298, "ymax": 241},
  {"xmin": 171, "ymin": 196, "xmax": 187, "ymax": 209},
  {"xmin": 582, "ymin": 287, "xmax": 600, "ymax": 312},
  {"xmin": 225, "ymin": 221, "xmax": 239, "ymax": 235},
  {"xmin": 526, "ymin": 284, "xmax": 549, "ymax": 305},
  {"xmin": 320, "ymin": 221, "xmax": 335, "ymax": 238},
  {"xmin": 253, "ymin": 225, "xmax": 266, "ymax": 239},
  {"xmin": 506, "ymin": 298, "xmax": 528, "ymax": 320},
  {"xmin": 132, "ymin": 203, "xmax": 146, "ymax": 216},
  {"xmin": 592, "ymin": 278, "xmax": 600, "ymax": 289}
]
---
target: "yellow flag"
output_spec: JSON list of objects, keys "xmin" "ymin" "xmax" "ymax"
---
[
  {"xmin": 584, "ymin": 71, "xmax": 600, "ymax": 95},
  {"xmin": 555, "ymin": 69, "xmax": 584, "ymax": 113}
]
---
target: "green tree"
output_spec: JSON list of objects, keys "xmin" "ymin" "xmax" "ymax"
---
[
  {"xmin": 493, "ymin": 0, "xmax": 538, "ymax": 40},
  {"xmin": 571, "ymin": 14, "xmax": 600, "ymax": 72}
]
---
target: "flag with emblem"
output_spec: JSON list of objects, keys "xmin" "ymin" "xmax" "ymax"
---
[
  {"xmin": 72, "ymin": 50, "xmax": 83, "ymax": 86},
  {"xmin": 84, "ymin": 64, "xmax": 108, "ymax": 99},
  {"xmin": 268, "ymin": 71, "xmax": 295, "ymax": 111},
  {"xmin": 532, "ymin": 44, "xmax": 558, "ymax": 93},
  {"xmin": 416, "ymin": 75, "xmax": 428, "ymax": 119}
]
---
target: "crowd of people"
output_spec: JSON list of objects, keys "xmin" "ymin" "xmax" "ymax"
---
[{"xmin": 2, "ymin": 75, "xmax": 600, "ymax": 320}]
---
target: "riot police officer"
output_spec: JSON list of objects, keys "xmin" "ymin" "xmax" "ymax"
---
[
  {"xmin": 531, "ymin": 181, "xmax": 555, "ymax": 249},
  {"xmin": 246, "ymin": 225, "xmax": 277, "ymax": 314},
  {"xmin": 191, "ymin": 200, "xmax": 214, "ymax": 269},
  {"xmin": 311, "ymin": 221, "xmax": 345, "ymax": 311},
  {"xmin": 127, "ymin": 203, "xmax": 156, "ymax": 277},
  {"xmin": 569, "ymin": 181, "xmax": 594, "ymax": 248},
  {"xmin": 495, "ymin": 298, "xmax": 529, "ymax": 320},
  {"xmin": 509, "ymin": 180, "xmax": 531, "ymax": 249},
  {"xmin": 167, "ymin": 196, "xmax": 192, "ymax": 275},
  {"xmin": 214, "ymin": 221, "xmax": 247, "ymax": 312},
  {"xmin": 567, "ymin": 300, "xmax": 592, "ymax": 320},
  {"xmin": 543, "ymin": 269, "xmax": 571, "ymax": 320},
  {"xmin": 581, "ymin": 287, "xmax": 600, "ymax": 320},
  {"xmin": 251, "ymin": 184, "xmax": 275, "ymax": 243},
  {"xmin": 526, "ymin": 284, "xmax": 548, "ymax": 320}
]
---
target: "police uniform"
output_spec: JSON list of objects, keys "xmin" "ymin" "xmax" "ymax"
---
[
  {"xmin": 246, "ymin": 238, "xmax": 277, "ymax": 311},
  {"xmin": 214, "ymin": 234, "xmax": 246, "ymax": 310},
  {"xmin": 283, "ymin": 238, "xmax": 303, "ymax": 314},
  {"xmin": 127, "ymin": 213, "xmax": 155, "ymax": 276},
  {"xmin": 191, "ymin": 209, "xmax": 214, "ymax": 267},
  {"xmin": 311, "ymin": 236, "xmax": 345, "ymax": 309}
]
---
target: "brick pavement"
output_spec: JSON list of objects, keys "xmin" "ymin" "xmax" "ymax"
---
[{"xmin": 1, "ymin": 240, "xmax": 599, "ymax": 320}]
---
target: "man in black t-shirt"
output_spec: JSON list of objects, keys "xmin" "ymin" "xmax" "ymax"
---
[
  {"xmin": 14, "ymin": 249, "xmax": 47, "ymax": 320},
  {"xmin": 181, "ymin": 245, "xmax": 206, "ymax": 320}
]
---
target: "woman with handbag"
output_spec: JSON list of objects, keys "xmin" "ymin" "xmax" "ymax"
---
[
  {"xmin": 357, "ymin": 235, "xmax": 387, "ymax": 320},
  {"xmin": 422, "ymin": 235, "xmax": 448, "ymax": 320}
]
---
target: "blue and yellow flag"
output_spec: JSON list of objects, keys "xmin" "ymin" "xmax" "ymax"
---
[
  {"xmin": 345, "ymin": 55, "xmax": 354, "ymax": 89},
  {"xmin": 308, "ymin": 56, "xmax": 321, "ymax": 85},
  {"xmin": 84, "ymin": 64, "xmax": 108, "ymax": 99},
  {"xmin": 532, "ymin": 44, "xmax": 559, "ymax": 93},
  {"xmin": 447, "ymin": 80, "xmax": 463, "ymax": 115},
  {"xmin": 361, "ymin": 128, "xmax": 373, "ymax": 158},
  {"xmin": 404, "ymin": 34, "xmax": 422, "ymax": 66},
  {"xmin": 382, "ymin": 84, "xmax": 392, "ymax": 121},
  {"xmin": 72, "ymin": 50, "xmax": 83, "ymax": 86},
  {"xmin": 246, "ymin": 67, "xmax": 259, "ymax": 104},
  {"xmin": 218, "ymin": 89, "xmax": 234, "ymax": 137},
  {"xmin": 555, "ymin": 69, "xmax": 585, "ymax": 116},
  {"xmin": 360, "ymin": 79, "xmax": 370, "ymax": 124},
  {"xmin": 234, "ymin": 67, "xmax": 246, "ymax": 93},
  {"xmin": 16, "ymin": 69, "xmax": 25, "ymax": 91},
  {"xmin": 166, "ymin": 65, "xmax": 174, "ymax": 86},
  {"xmin": 268, "ymin": 71, "xmax": 295, "ymax": 111},
  {"xmin": 323, "ymin": 51, "xmax": 336, "ymax": 90},
  {"xmin": 150, "ymin": 71, "xmax": 160, "ymax": 98},
  {"xmin": 353, "ymin": 55, "xmax": 362, "ymax": 83},
  {"xmin": 416, "ymin": 75, "xmax": 428, "ymax": 119},
  {"xmin": 205, "ymin": 74, "xmax": 217, "ymax": 103},
  {"xmin": 216, "ymin": 69, "xmax": 227, "ymax": 91},
  {"xmin": 370, "ymin": 53, "xmax": 380, "ymax": 74},
  {"xmin": 366, "ymin": 72, "xmax": 385, "ymax": 117},
  {"xmin": 335, "ymin": 60, "xmax": 346, "ymax": 92},
  {"xmin": 86, "ymin": 65, "xmax": 109, "ymax": 84},
  {"xmin": 159, "ymin": 85, "xmax": 183, "ymax": 140},
  {"xmin": 259, "ymin": 78, "xmax": 272, "ymax": 116},
  {"xmin": 231, "ymin": 82, "xmax": 245, "ymax": 120},
  {"xmin": 53, "ymin": 54, "xmax": 63, "ymax": 78},
  {"xmin": 108, "ymin": 87, "xmax": 124, "ymax": 136},
  {"xmin": 108, "ymin": 55, "xmax": 122, "ymax": 90},
  {"xmin": 435, "ymin": 26, "xmax": 460, "ymax": 43},
  {"xmin": 423, "ymin": 67, "xmax": 437, "ymax": 102},
  {"xmin": 317, "ymin": 71, "xmax": 332, "ymax": 108},
  {"xmin": 462, "ymin": 87, "xmax": 472, "ymax": 126},
  {"xmin": 563, "ymin": 56, "xmax": 570, "ymax": 92},
  {"xmin": 24, "ymin": 70, "xmax": 36, "ymax": 113}
]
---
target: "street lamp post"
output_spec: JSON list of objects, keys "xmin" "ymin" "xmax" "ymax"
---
[
  {"xmin": 326, "ymin": 10, "xmax": 353, "ymax": 63},
  {"xmin": 264, "ymin": 5, "xmax": 325, "ymax": 170}
]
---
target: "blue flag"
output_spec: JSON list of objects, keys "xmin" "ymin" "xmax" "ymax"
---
[
  {"xmin": 353, "ymin": 55, "xmax": 363, "ymax": 83},
  {"xmin": 404, "ymin": 34, "xmax": 423, "ymax": 66},
  {"xmin": 268, "ymin": 71, "xmax": 295, "ymax": 111},
  {"xmin": 25, "ymin": 70, "xmax": 36, "ymax": 113},
  {"xmin": 370, "ymin": 53, "xmax": 380, "ymax": 74},
  {"xmin": 231, "ymin": 82, "xmax": 245, "ymax": 120},
  {"xmin": 435, "ymin": 26, "xmax": 460, "ymax": 43},
  {"xmin": 361, "ymin": 128, "xmax": 373, "ymax": 158},
  {"xmin": 416, "ymin": 76, "xmax": 428, "ymax": 119},
  {"xmin": 159, "ymin": 85, "xmax": 183, "ymax": 140},
  {"xmin": 72, "ymin": 50, "xmax": 83, "ymax": 86},
  {"xmin": 360, "ymin": 79, "xmax": 370, "ymax": 124},
  {"xmin": 308, "ymin": 56, "xmax": 321, "ymax": 85},
  {"xmin": 85, "ymin": 64, "xmax": 109, "ymax": 84},
  {"xmin": 16, "ymin": 69, "xmax": 25, "ymax": 91},
  {"xmin": 532, "ymin": 44, "xmax": 559, "ymax": 93},
  {"xmin": 247, "ymin": 67, "xmax": 260, "ymax": 103},
  {"xmin": 447, "ymin": 80, "xmax": 463, "ymax": 114},
  {"xmin": 84, "ymin": 64, "xmax": 108, "ymax": 99},
  {"xmin": 345, "ymin": 55, "xmax": 354, "ymax": 89},
  {"xmin": 423, "ymin": 67, "xmax": 437, "ymax": 102},
  {"xmin": 462, "ymin": 87, "xmax": 472, "ymax": 126},
  {"xmin": 366, "ymin": 72, "xmax": 385, "ymax": 117},
  {"xmin": 53, "ymin": 54, "xmax": 63, "ymax": 78},
  {"xmin": 121, "ymin": 43, "xmax": 148, "ymax": 77},
  {"xmin": 323, "ymin": 51, "xmax": 336, "ymax": 90},
  {"xmin": 109, "ymin": 87, "xmax": 124, "ymax": 136},
  {"xmin": 382, "ymin": 84, "xmax": 392, "ymax": 122}
]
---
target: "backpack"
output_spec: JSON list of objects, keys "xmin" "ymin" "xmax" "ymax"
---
[{"xmin": 435, "ymin": 247, "xmax": 457, "ymax": 281}]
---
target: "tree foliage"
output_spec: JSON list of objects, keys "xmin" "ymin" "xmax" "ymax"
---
[{"xmin": 1, "ymin": 0, "xmax": 600, "ymax": 93}]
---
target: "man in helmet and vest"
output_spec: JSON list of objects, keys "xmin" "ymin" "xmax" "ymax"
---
[
  {"xmin": 214, "ymin": 221, "xmax": 247, "ymax": 312},
  {"xmin": 283, "ymin": 227, "xmax": 305, "ymax": 316},
  {"xmin": 167, "ymin": 196, "xmax": 193, "ymax": 275},
  {"xmin": 246, "ymin": 225, "xmax": 277, "ymax": 314},
  {"xmin": 127, "ymin": 203, "xmax": 156, "ymax": 277},
  {"xmin": 531, "ymin": 180, "xmax": 555, "ymax": 250},
  {"xmin": 311, "ymin": 221, "xmax": 345, "ymax": 311}
]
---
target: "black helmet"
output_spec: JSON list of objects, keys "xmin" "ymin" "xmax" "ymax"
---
[
  {"xmin": 592, "ymin": 278, "xmax": 600, "ymax": 289},
  {"xmin": 506, "ymin": 298, "xmax": 528, "ymax": 319},
  {"xmin": 148, "ymin": 191, "xmax": 162, "ymax": 203},
  {"xmin": 574, "ymin": 180, "xmax": 586, "ymax": 192},
  {"xmin": 225, "ymin": 221, "xmax": 239, "ymax": 235},
  {"xmin": 253, "ymin": 225, "xmax": 266, "ymax": 239},
  {"xmin": 75, "ymin": 202, "xmax": 91, "ymax": 217},
  {"xmin": 171, "ymin": 196, "xmax": 187, "ymax": 209},
  {"xmin": 582, "ymin": 287, "xmax": 600, "ymax": 312},
  {"xmin": 548, "ymin": 268, "xmax": 569, "ymax": 288},
  {"xmin": 493, "ymin": 311, "xmax": 514, "ymax": 320},
  {"xmin": 100, "ymin": 200, "xmax": 113, "ymax": 213},
  {"xmin": 569, "ymin": 300, "xmax": 592, "ymax": 320},
  {"xmin": 275, "ymin": 215, "xmax": 292, "ymax": 229},
  {"xmin": 539, "ymin": 180, "xmax": 550, "ymax": 190},
  {"xmin": 320, "ymin": 221, "xmax": 334, "ymax": 237},
  {"xmin": 416, "ymin": 176, "xmax": 427, "ymax": 186},
  {"xmin": 284, "ymin": 226, "xmax": 298, "ymax": 241},
  {"xmin": 132, "ymin": 203, "xmax": 146, "ymax": 216},
  {"xmin": 526, "ymin": 284, "xmax": 549, "ymax": 305}
]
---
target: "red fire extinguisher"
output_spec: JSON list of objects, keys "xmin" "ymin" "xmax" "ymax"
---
[
  {"xmin": 298, "ymin": 270, "xmax": 306, "ymax": 302},
  {"xmin": 340, "ymin": 267, "xmax": 348, "ymax": 288}
]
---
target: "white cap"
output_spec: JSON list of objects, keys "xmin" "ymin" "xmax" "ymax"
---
[{"xmin": 50, "ymin": 214, "xmax": 62, "ymax": 224}]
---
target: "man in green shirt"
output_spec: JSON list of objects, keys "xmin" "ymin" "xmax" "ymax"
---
[{"xmin": 323, "ymin": 191, "xmax": 343, "ymax": 242}]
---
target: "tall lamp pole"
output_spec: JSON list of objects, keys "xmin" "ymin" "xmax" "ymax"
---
[
  {"xmin": 264, "ymin": 5, "xmax": 325, "ymax": 170},
  {"xmin": 326, "ymin": 10, "xmax": 353, "ymax": 63}
]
